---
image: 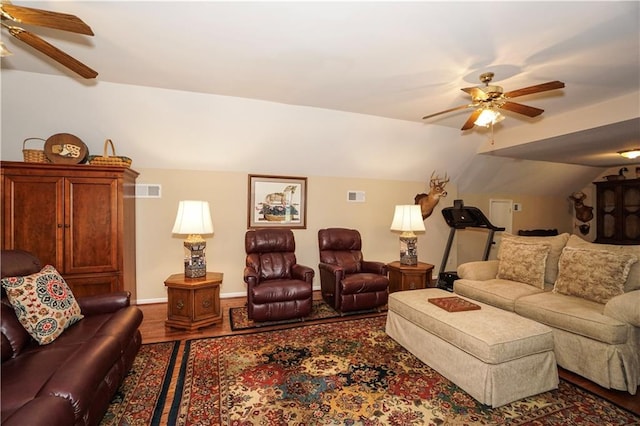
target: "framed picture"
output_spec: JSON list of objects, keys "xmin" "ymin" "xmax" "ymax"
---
[{"xmin": 248, "ymin": 174, "xmax": 307, "ymax": 229}]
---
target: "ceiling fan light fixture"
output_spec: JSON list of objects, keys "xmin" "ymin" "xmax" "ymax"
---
[
  {"xmin": 618, "ymin": 149, "xmax": 640, "ymax": 160},
  {"xmin": 474, "ymin": 108, "xmax": 504, "ymax": 127}
]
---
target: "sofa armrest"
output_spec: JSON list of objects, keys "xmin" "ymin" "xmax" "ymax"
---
[
  {"xmin": 604, "ymin": 290, "xmax": 640, "ymax": 327},
  {"xmin": 319, "ymin": 262, "xmax": 342, "ymax": 274},
  {"xmin": 76, "ymin": 292, "xmax": 131, "ymax": 315},
  {"xmin": 362, "ymin": 260, "xmax": 387, "ymax": 276},
  {"xmin": 457, "ymin": 260, "xmax": 499, "ymax": 281},
  {"xmin": 243, "ymin": 266, "xmax": 259, "ymax": 287},
  {"xmin": 292, "ymin": 264, "xmax": 315, "ymax": 283}
]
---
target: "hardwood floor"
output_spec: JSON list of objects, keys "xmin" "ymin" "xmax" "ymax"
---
[
  {"xmin": 138, "ymin": 291, "xmax": 326, "ymax": 343},
  {"xmin": 137, "ymin": 292, "xmax": 639, "ymax": 418}
]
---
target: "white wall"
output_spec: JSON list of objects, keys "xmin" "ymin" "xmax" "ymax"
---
[
  {"xmin": 1, "ymin": 70, "xmax": 624, "ymax": 302},
  {"xmin": 1, "ymin": 70, "xmax": 473, "ymax": 181},
  {"xmin": 1, "ymin": 70, "xmax": 466, "ymax": 302},
  {"xmin": 133, "ymin": 168, "xmax": 457, "ymax": 302}
]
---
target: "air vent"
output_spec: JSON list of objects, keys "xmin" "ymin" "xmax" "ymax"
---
[
  {"xmin": 347, "ymin": 191, "xmax": 365, "ymax": 202},
  {"xmin": 135, "ymin": 184, "xmax": 162, "ymax": 198}
]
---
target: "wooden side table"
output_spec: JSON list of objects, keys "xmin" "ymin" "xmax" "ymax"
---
[
  {"xmin": 387, "ymin": 261, "xmax": 434, "ymax": 293},
  {"xmin": 164, "ymin": 272, "xmax": 223, "ymax": 331}
]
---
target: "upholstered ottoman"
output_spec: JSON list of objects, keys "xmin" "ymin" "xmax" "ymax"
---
[{"xmin": 385, "ymin": 288, "xmax": 558, "ymax": 407}]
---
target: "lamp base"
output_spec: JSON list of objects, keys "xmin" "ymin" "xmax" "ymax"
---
[
  {"xmin": 184, "ymin": 240, "xmax": 207, "ymax": 278},
  {"xmin": 399, "ymin": 235, "xmax": 418, "ymax": 266}
]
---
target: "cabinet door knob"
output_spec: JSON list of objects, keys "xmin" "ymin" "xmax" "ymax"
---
[
  {"xmin": 202, "ymin": 299, "xmax": 211, "ymax": 309},
  {"xmin": 176, "ymin": 300, "xmax": 184, "ymax": 310},
  {"xmin": 57, "ymin": 224, "xmax": 63, "ymax": 228}
]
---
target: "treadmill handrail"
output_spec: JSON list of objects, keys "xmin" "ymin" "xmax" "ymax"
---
[{"xmin": 441, "ymin": 206, "xmax": 505, "ymax": 231}]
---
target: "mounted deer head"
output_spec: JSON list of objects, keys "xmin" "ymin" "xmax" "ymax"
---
[
  {"xmin": 569, "ymin": 191, "xmax": 594, "ymax": 223},
  {"xmin": 414, "ymin": 171, "xmax": 450, "ymax": 219}
]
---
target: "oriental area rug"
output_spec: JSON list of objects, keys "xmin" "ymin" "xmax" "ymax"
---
[
  {"xmin": 229, "ymin": 299, "xmax": 385, "ymax": 331},
  {"xmin": 168, "ymin": 316, "xmax": 639, "ymax": 425},
  {"xmin": 100, "ymin": 340, "xmax": 179, "ymax": 426}
]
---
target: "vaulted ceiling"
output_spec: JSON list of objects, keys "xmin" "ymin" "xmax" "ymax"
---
[{"xmin": 2, "ymin": 1, "xmax": 639, "ymax": 169}]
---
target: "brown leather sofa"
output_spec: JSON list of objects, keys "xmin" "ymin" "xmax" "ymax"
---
[
  {"xmin": 1, "ymin": 250, "xmax": 143, "ymax": 426},
  {"xmin": 318, "ymin": 228, "xmax": 389, "ymax": 313},
  {"xmin": 244, "ymin": 228, "xmax": 314, "ymax": 321}
]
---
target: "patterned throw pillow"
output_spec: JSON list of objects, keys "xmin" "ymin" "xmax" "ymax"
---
[
  {"xmin": 0, "ymin": 265, "xmax": 83, "ymax": 345},
  {"xmin": 497, "ymin": 239, "xmax": 551, "ymax": 288},
  {"xmin": 566, "ymin": 235, "xmax": 640, "ymax": 291},
  {"xmin": 553, "ymin": 247, "xmax": 638, "ymax": 304},
  {"xmin": 501, "ymin": 232, "xmax": 569, "ymax": 284}
]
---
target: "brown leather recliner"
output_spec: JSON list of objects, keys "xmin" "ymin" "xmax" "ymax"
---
[
  {"xmin": 244, "ymin": 228, "xmax": 314, "ymax": 321},
  {"xmin": 318, "ymin": 228, "xmax": 389, "ymax": 314}
]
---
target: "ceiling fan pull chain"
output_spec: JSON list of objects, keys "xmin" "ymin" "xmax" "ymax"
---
[{"xmin": 490, "ymin": 121, "xmax": 496, "ymax": 145}]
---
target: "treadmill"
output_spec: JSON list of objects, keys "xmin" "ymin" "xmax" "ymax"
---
[{"xmin": 437, "ymin": 199, "xmax": 505, "ymax": 292}]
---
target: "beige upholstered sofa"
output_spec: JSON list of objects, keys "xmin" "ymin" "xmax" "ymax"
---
[{"xmin": 454, "ymin": 233, "xmax": 639, "ymax": 394}]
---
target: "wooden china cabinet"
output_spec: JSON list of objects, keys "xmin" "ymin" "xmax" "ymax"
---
[
  {"xmin": 1, "ymin": 161, "xmax": 138, "ymax": 299},
  {"xmin": 594, "ymin": 178, "xmax": 640, "ymax": 245}
]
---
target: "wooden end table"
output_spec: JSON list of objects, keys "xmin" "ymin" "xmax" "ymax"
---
[
  {"xmin": 164, "ymin": 272, "xmax": 223, "ymax": 331},
  {"xmin": 387, "ymin": 261, "xmax": 434, "ymax": 293}
]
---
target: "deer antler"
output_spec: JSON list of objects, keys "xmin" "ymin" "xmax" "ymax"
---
[{"xmin": 429, "ymin": 171, "xmax": 450, "ymax": 186}]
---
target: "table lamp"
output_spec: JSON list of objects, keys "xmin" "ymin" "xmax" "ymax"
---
[
  {"xmin": 390, "ymin": 204, "xmax": 426, "ymax": 266},
  {"xmin": 172, "ymin": 200, "xmax": 214, "ymax": 278}
]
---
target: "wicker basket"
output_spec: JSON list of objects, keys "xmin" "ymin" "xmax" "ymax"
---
[
  {"xmin": 23, "ymin": 138, "xmax": 50, "ymax": 163},
  {"xmin": 87, "ymin": 139, "xmax": 132, "ymax": 167}
]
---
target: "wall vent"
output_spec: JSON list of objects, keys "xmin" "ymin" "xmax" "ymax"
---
[
  {"xmin": 135, "ymin": 184, "xmax": 162, "ymax": 198},
  {"xmin": 347, "ymin": 190, "xmax": 365, "ymax": 202}
]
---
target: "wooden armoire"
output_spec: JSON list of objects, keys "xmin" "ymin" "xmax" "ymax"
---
[{"xmin": 1, "ymin": 161, "xmax": 138, "ymax": 300}]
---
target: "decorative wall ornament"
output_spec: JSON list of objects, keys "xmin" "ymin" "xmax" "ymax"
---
[
  {"xmin": 569, "ymin": 191, "xmax": 594, "ymax": 235},
  {"xmin": 248, "ymin": 175, "xmax": 307, "ymax": 229}
]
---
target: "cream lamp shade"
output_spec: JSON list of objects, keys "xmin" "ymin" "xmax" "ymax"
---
[
  {"xmin": 172, "ymin": 200, "xmax": 214, "ymax": 278},
  {"xmin": 390, "ymin": 205, "xmax": 425, "ymax": 266},
  {"xmin": 172, "ymin": 200, "xmax": 214, "ymax": 236}
]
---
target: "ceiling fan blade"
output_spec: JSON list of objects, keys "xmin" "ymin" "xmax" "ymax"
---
[
  {"xmin": 500, "ymin": 101, "xmax": 544, "ymax": 117},
  {"xmin": 7, "ymin": 26, "xmax": 97, "ymax": 78},
  {"xmin": 1, "ymin": 3, "xmax": 94, "ymax": 35},
  {"xmin": 503, "ymin": 81, "xmax": 565, "ymax": 98},
  {"xmin": 461, "ymin": 87, "xmax": 488, "ymax": 101},
  {"xmin": 422, "ymin": 104, "xmax": 472, "ymax": 120},
  {"xmin": 461, "ymin": 109, "xmax": 482, "ymax": 131}
]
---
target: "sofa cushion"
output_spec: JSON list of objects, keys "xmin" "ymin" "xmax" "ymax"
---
[
  {"xmin": 515, "ymin": 292, "xmax": 630, "ymax": 345},
  {"xmin": 1, "ymin": 303, "xmax": 143, "ymax": 425},
  {"xmin": 0, "ymin": 265, "xmax": 83, "ymax": 345},
  {"xmin": 553, "ymin": 247, "xmax": 637, "ymax": 304},
  {"xmin": 501, "ymin": 232, "xmax": 569, "ymax": 284},
  {"xmin": 566, "ymin": 234, "xmax": 640, "ymax": 292},
  {"xmin": 1, "ymin": 395, "xmax": 76, "ymax": 426},
  {"xmin": 453, "ymin": 278, "xmax": 548, "ymax": 312},
  {"xmin": 497, "ymin": 239, "xmax": 550, "ymax": 288}
]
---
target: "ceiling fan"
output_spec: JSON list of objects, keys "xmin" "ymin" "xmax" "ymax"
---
[
  {"xmin": 0, "ymin": 1, "xmax": 97, "ymax": 78},
  {"xmin": 422, "ymin": 72, "xmax": 565, "ymax": 131}
]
